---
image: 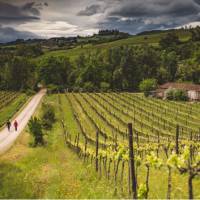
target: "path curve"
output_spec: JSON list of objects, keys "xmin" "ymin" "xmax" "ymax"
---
[{"xmin": 0, "ymin": 89, "xmax": 46, "ymax": 155}]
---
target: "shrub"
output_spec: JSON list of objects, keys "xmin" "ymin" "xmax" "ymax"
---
[
  {"xmin": 83, "ymin": 82, "xmax": 97, "ymax": 92},
  {"xmin": 28, "ymin": 117, "xmax": 44, "ymax": 146},
  {"xmin": 139, "ymin": 79, "xmax": 157, "ymax": 97},
  {"xmin": 25, "ymin": 89, "xmax": 36, "ymax": 96},
  {"xmin": 100, "ymin": 82, "xmax": 110, "ymax": 92},
  {"xmin": 165, "ymin": 88, "xmax": 188, "ymax": 101},
  {"xmin": 47, "ymin": 84, "xmax": 59, "ymax": 94},
  {"xmin": 165, "ymin": 88, "xmax": 175, "ymax": 100},
  {"xmin": 41, "ymin": 103, "xmax": 55, "ymax": 130},
  {"xmin": 173, "ymin": 89, "xmax": 188, "ymax": 101},
  {"xmin": 72, "ymin": 86, "xmax": 81, "ymax": 92}
]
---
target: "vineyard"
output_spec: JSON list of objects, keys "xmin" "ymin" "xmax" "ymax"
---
[
  {"xmin": 57, "ymin": 92, "xmax": 200, "ymax": 199},
  {"xmin": 0, "ymin": 91, "xmax": 28, "ymax": 127}
]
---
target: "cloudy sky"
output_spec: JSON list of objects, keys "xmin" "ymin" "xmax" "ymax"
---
[{"xmin": 1, "ymin": 0, "xmax": 200, "ymax": 42}]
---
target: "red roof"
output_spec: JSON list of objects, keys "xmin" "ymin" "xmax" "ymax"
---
[{"xmin": 159, "ymin": 82, "xmax": 200, "ymax": 91}]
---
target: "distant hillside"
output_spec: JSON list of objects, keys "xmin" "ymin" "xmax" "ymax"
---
[
  {"xmin": 0, "ymin": 29, "xmax": 130, "ymax": 52},
  {"xmin": 34, "ymin": 28, "xmax": 192, "ymax": 64}
]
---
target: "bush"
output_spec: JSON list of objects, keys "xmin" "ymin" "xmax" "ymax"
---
[
  {"xmin": 72, "ymin": 86, "xmax": 81, "ymax": 92},
  {"xmin": 41, "ymin": 103, "xmax": 55, "ymax": 130},
  {"xmin": 47, "ymin": 84, "xmax": 59, "ymax": 94},
  {"xmin": 28, "ymin": 117, "xmax": 44, "ymax": 146},
  {"xmin": 25, "ymin": 89, "xmax": 36, "ymax": 96},
  {"xmin": 174, "ymin": 89, "xmax": 188, "ymax": 101},
  {"xmin": 100, "ymin": 82, "xmax": 110, "ymax": 92},
  {"xmin": 82, "ymin": 82, "xmax": 97, "ymax": 92},
  {"xmin": 165, "ymin": 88, "xmax": 175, "ymax": 100},
  {"xmin": 139, "ymin": 79, "xmax": 157, "ymax": 97},
  {"xmin": 165, "ymin": 88, "xmax": 188, "ymax": 101}
]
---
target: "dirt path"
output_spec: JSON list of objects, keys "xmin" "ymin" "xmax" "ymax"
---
[{"xmin": 0, "ymin": 90, "xmax": 46, "ymax": 155}]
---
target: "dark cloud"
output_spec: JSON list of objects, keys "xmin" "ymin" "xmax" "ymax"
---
[
  {"xmin": 1, "ymin": 0, "xmax": 200, "ymax": 42},
  {"xmin": 193, "ymin": 0, "xmax": 200, "ymax": 4},
  {"xmin": 96, "ymin": 0, "xmax": 200, "ymax": 34},
  {"xmin": 109, "ymin": 0, "xmax": 200, "ymax": 18},
  {"xmin": 0, "ymin": 1, "xmax": 42, "ymax": 24},
  {"xmin": 77, "ymin": 4, "xmax": 103, "ymax": 16},
  {"xmin": 0, "ymin": 25, "xmax": 39, "ymax": 43},
  {"xmin": 22, "ymin": 2, "xmax": 40, "ymax": 16}
]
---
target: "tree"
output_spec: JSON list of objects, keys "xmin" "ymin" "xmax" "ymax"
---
[
  {"xmin": 139, "ymin": 79, "xmax": 157, "ymax": 97},
  {"xmin": 28, "ymin": 117, "xmax": 44, "ymax": 146},
  {"xmin": 39, "ymin": 56, "xmax": 71, "ymax": 86},
  {"xmin": 100, "ymin": 82, "xmax": 110, "ymax": 92},
  {"xmin": 5, "ymin": 57, "xmax": 36, "ymax": 90},
  {"xmin": 16, "ymin": 44, "xmax": 43, "ymax": 57},
  {"xmin": 159, "ymin": 32, "xmax": 180, "ymax": 49},
  {"xmin": 41, "ymin": 103, "xmax": 55, "ymax": 130},
  {"xmin": 161, "ymin": 51, "xmax": 178, "ymax": 81}
]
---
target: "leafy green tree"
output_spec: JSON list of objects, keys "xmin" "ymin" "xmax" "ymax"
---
[
  {"xmin": 159, "ymin": 32, "xmax": 180, "ymax": 49},
  {"xmin": 16, "ymin": 44, "xmax": 43, "ymax": 57},
  {"xmin": 83, "ymin": 81, "xmax": 97, "ymax": 92},
  {"xmin": 100, "ymin": 82, "xmax": 110, "ymax": 92},
  {"xmin": 4, "ymin": 57, "xmax": 36, "ymax": 90},
  {"xmin": 41, "ymin": 103, "xmax": 55, "ymax": 129},
  {"xmin": 39, "ymin": 56, "xmax": 71, "ymax": 86},
  {"xmin": 139, "ymin": 79, "xmax": 157, "ymax": 96},
  {"xmin": 161, "ymin": 51, "xmax": 178, "ymax": 81},
  {"xmin": 28, "ymin": 117, "xmax": 44, "ymax": 146}
]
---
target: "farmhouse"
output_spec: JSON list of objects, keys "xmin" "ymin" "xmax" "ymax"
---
[{"xmin": 155, "ymin": 82, "xmax": 200, "ymax": 101}]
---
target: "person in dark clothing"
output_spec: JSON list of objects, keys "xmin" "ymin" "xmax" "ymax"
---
[
  {"xmin": 6, "ymin": 120, "xmax": 11, "ymax": 132},
  {"xmin": 14, "ymin": 120, "xmax": 18, "ymax": 131}
]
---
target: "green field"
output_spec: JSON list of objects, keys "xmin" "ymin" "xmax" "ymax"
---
[{"xmin": 1, "ymin": 92, "xmax": 199, "ymax": 199}]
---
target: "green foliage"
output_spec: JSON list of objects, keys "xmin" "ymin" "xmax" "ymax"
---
[
  {"xmin": 46, "ymin": 84, "xmax": 59, "ymax": 94},
  {"xmin": 100, "ymin": 82, "xmax": 110, "ymax": 92},
  {"xmin": 83, "ymin": 82, "xmax": 97, "ymax": 92},
  {"xmin": 16, "ymin": 44, "xmax": 43, "ymax": 57},
  {"xmin": 159, "ymin": 32, "xmax": 180, "ymax": 49},
  {"xmin": 39, "ymin": 56, "xmax": 72, "ymax": 87},
  {"xmin": 28, "ymin": 117, "xmax": 44, "ymax": 146},
  {"xmin": 138, "ymin": 184, "xmax": 148, "ymax": 199},
  {"xmin": 0, "ymin": 93, "xmax": 27, "ymax": 127},
  {"xmin": 41, "ymin": 103, "xmax": 55, "ymax": 130},
  {"xmin": 139, "ymin": 79, "xmax": 157, "ymax": 97},
  {"xmin": 165, "ymin": 88, "xmax": 174, "ymax": 100},
  {"xmin": 165, "ymin": 88, "xmax": 188, "ymax": 101},
  {"xmin": 25, "ymin": 89, "xmax": 36, "ymax": 96},
  {"xmin": 1, "ymin": 28, "xmax": 200, "ymax": 92},
  {"xmin": 173, "ymin": 89, "xmax": 188, "ymax": 101},
  {"xmin": 0, "ymin": 57, "xmax": 36, "ymax": 90},
  {"xmin": 145, "ymin": 152, "xmax": 163, "ymax": 168}
]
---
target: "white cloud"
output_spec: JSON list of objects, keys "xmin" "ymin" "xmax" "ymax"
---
[
  {"xmin": 176, "ymin": 21, "xmax": 200, "ymax": 29},
  {"xmin": 14, "ymin": 20, "xmax": 78, "ymax": 38},
  {"xmin": 11, "ymin": 20, "xmax": 99, "ymax": 38}
]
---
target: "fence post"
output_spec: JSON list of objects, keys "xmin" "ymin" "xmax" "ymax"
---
[
  {"xmin": 96, "ymin": 131, "xmax": 99, "ymax": 172},
  {"xmin": 176, "ymin": 125, "xmax": 179, "ymax": 155},
  {"xmin": 128, "ymin": 123, "xmax": 137, "ymax": 199},
  {"xmin": 84, "ymin": 138, "xmax": 88, "ymax": 162}
]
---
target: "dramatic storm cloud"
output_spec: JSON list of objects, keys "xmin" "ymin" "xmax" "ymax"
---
[{"xmin": 1, "ymin": 0, "xmax": 200, "ymax": 42}]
